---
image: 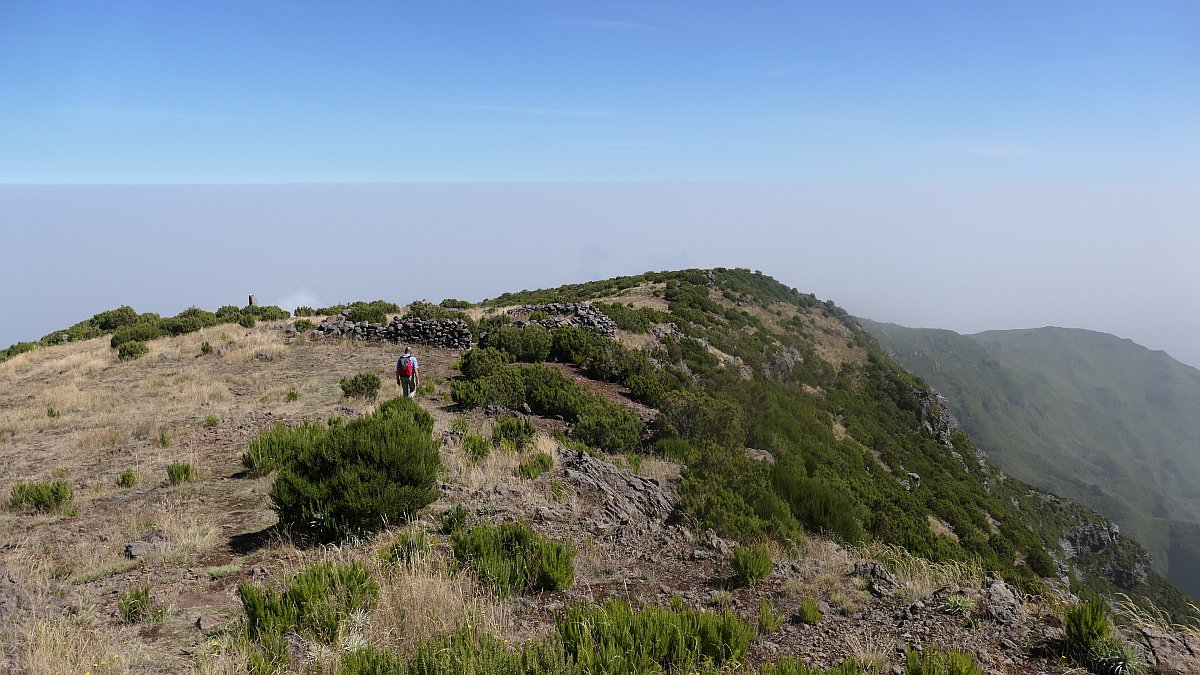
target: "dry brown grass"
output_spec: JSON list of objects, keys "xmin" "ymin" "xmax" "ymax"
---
[
  {"xmin": 861, "ymin": 543, "xmax": 985, "ymax": 598},
  {"xmin": 20, "ymin": 617, "xmax": 147, "ymax": 675}
]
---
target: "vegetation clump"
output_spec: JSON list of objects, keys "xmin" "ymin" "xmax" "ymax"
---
[
  {"xmin": 732, "ymin": 544, "xmax": 773, "ymax": 586},
  {"xmin": 794, "ymin": 597, "xmax": 823, "ymax": 625},
  {"xmin": 117, "ymin": 340, "xmax": 149, "ymax": 361},
  {"xmin": 243, "ymin": 420, "xmax": 326, "ymax": 476},
  {"xmin": 10, "ymin": 480, "xmax": 73, "ymax": 513},
  {"xmin": 451, "ymin": 520, "xmax": 575, "ymax": 596},
  {"xmin": 484, "ymin": 324, "xmax": 553, "ymax": 362},
  {"xmin": 492, "ymin": 415, "xmax": 536, "ymax": 449},
  {"xmin": 379, "ymin": 529, "xmax": 433, "ymax": 568},
  {"xmin": 340, "ymin": 372, "xmax": 381, "ymax": 400},
  {"xmin": 116, "ymin": 469, "xmax": 138, "ymax": 488},
  {"xmin": 904, "ymin": 648, "xmax": 984, "ymax": 675},
  {"xmin": 239, "ymin": 560, "xmax": 378, "ymax": 669},
  {"xmin": 440, "ymin": 504, "xmax": 468, "ymax": 535},
  {"xmin": 166, "ymin": 462, "xmax": 193, "ymax": 484},
  {"xmin": 117, "ymin": 583, "xmax": 162, "ymax": 624},
  {"xmin": 517, "ymin": 451, "xmax": 554, "ymax": 480},
  {"xmin": 269, "ymin": 397, "xmax": 439, "ymax": 543}
]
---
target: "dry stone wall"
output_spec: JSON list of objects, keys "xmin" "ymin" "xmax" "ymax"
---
[
  {"xmin": 508, "ymin": 303, "xmax": 617, "ymax": 337},
  {"xmin": 309, "ymin": 313, "xmax": 472, "ymax": 349}
]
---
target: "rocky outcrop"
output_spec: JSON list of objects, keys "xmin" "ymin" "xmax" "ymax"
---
[
  {"xmin": 508, "ymin": 303, "xmax": 618, "ymax": 337},
  {"xmin": 557, "ymin": 446, "xmax": 674, "ymax": 535},
  {"xmin": 914, "ymin": 389, "xmax": 956, "ymax": 447},
  {"xmin": 1060, "ymin": 520, "xmax": 1152, "ymax": 590},
  {"xmin": 310, "ymin": 314, "xmax": 472, "ymax": 349}
]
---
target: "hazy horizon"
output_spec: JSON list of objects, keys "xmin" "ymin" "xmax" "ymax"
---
[{"xmin": 3, "ymin": 181, "xmax": 1198, "ymax": 370}]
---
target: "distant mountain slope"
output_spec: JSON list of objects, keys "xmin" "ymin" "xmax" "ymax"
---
[{"xmin": 861, "ymin": 320, "xmax": 1200, "ymax": 599}]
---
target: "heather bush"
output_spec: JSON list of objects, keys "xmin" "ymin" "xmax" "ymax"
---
[
  {"xmin": 10, "ymin": 480, "xmax": 73, "ymax": 513},
  {"xmin": 794, "ymin": 597, "xmax": 822, "ymax": 625},
  {"xmin": 117, "ymin": 469, "xmax": 138, "ymax": 488},
  {"xmin": 269, "ymin": 397, "xmax": 439, "ymax": 543},
  {"xmin": 732, "ymin": 544, "xmax": 773, "ymax": 586},
  {"xmin": 451, "ymin": 520, "xmax": 574, "ymax": 596},
  {"xmin": 492, "ymin": 415, "xmax": 536, "ymax": 448},
  {"xmin": 340, "ymin": 372, "xmax": 381, "ymax": 400},
  {"xmin": 462, "ymin": 433, "xmax": 490, "ymax": 461},
  {"xmin": 240, "ymin": 559, "xmax": 378, "ymax": 669},
  {"xmin": 516, "ymin": 452, "xmax": 554, "ymax": 480},
  {"xmin": 457, "ymin": 347, "xmax": 515, "ymax": 379},
  {"xmin": 166, "ymin": 462, "xmax": 193, "ymax": 485},
  {"xmin": 904, "ymin": 648, "xmax": 984, "ymax": 675},
  {"xmin": 117, "ymin": 340, "xmax": 149, "ymax": 361},
  {"xmin": 243, "ymin": 420, "xmax": 326, "ymax": 476},
  {"xmin": 293, "ymin": 318, "xmax": 314, "ymax": 333},
  {"xmin": 485, "ymin": 324, "xmax": 553, "ymax": 362},
  {"xmin": 440, "ymin": 504, "xmax": 468, "ymax": 535}
]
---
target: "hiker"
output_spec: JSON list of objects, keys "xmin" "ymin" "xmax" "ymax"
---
[{"xmin": 396, "ymin": 346, "xmax": 420, "ymax": 397}]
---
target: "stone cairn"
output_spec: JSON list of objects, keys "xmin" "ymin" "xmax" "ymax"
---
[
  {"xmin": 310, "ymin": 313, "xmax": 472, "ymax": 349},
  {"xmin": 508, "ymin": 303, "xmax": 618, "ymax": 337}
]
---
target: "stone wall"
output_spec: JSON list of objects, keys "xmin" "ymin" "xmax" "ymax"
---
[
  {"xmin": 507, "ymin": 303, "xmax": 617, "ymax": 337},
  {"xmin": 309, "ymin": 314, "xmax": 472, "ymax": 349}
]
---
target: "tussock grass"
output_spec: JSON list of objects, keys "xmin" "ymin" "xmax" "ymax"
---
[
  {"xmin": 862, "ymin": 543, "xmax": 985, "ymax": 598},
  {"xmin": 20, "ymin": 617, "xmax": 145, "ymax": 675}
]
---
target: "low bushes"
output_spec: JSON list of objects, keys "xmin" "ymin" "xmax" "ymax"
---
[
  {"xmin": 166, "ymin": 462, "xmax": 194, "ymax": 485},
  {"xmin": 111, "ymin": 323, "xmax": 163, "ymax": 349},
  {"xmin": 240, "ymin": 560, "xmax": 378, "ymax": 669},
  {"xmin": 452, "ymin": 364, "xmax": 644, "ymax": 454},
  {"xmin": 484, "ymin": 324, "xmax": 552, "ymax": 362},
  {"xmin": 516, "ymin": 452, "xmax": 554, "ymax": 480},
  {"xmin": 243, "ymin": 420, "xmax": 326, "ymax": 476},
  {"xmin": 10, "ymin": 480, "xmax": 73, "ymax": 513},
  {"xmin": 904, "ymin": 648, "xmax": 984, "ymax": 675},
  {"xmin": 492, "ymin": 415, "xmax": 535, "ymax": 449},
  {"xmin": 557, "ymin": 599, "xmax": 754, "ymax": 673},
  {"xmin": 379, "ymin": 530, "xmax": 433, "ymax": 568},
  {"xmin": 451, "ymin": 520, "xmax": 574, "ymax": 596},
  {"xmin": 117, "ymin": 341, "xmax": 149, "ymax": 361},
  {"xmin": 340, "ymin": 372, "xmax": 381, "ymax": 400},
  {"xmin": 1063, "ymin": 596, "xmax": 1142, "ymax": 674},
  {"xmin": 732, "ymin": 544, "xmax": 773, "ymax": 586},
  {"xmin": 269, "ymin": 397, "xmax": 440, "ymax": 543},
  {"xmin": 794, "ymin": 597, "xmax": 822, "ymax": 625}
]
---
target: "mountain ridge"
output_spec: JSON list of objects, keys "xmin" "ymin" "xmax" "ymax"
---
[
  {"xmin": 2, "ymin": 268, "xmax": 1197, "ymax": 673},
  {"xmin": 861, "ymin": 318, "xmax": 1200, "ymax": 602}
]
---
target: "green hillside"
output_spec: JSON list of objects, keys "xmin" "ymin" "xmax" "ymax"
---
[{"xmin": 861, "ymin": 320, "xmax": 1200, "ymax": 600}]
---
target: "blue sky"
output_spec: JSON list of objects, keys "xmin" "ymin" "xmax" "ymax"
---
[
  {"xmin": 4, "ymin": 1, "xmax": 1197, "ymax": 183},
  {"xmin": 2, "ymin": 2, "xmax": 1199, "ymax": 368}
]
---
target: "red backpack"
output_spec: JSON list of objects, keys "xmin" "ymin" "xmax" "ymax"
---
[{"xmin": 398, "ymin": 356, "xmax": 414, "ymax": 377}]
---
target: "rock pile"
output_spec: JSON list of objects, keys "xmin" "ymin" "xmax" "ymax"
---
[
  {"xmin": 557, "ymin": 445, "xmax": 675, "ymax": 535},
  {"xmin": 309, "ymin": 314, "xmax": 472, "ymax": 349},
  {"xmin": 509, "ymin": 303, "xmax": 618, "ymax": 337}
]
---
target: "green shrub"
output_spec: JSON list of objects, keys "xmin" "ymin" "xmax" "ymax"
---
[
  {"xmin": 516, "ymin": 452, "xmax": 554, "ymax": 480},
  {"xmin": 794, "ymin": 597, "xmax": 822, "ymax": 625},
  {"xmin": 10, "ymin": 480, "xmax": 73, "ymax": 513},
  {"xmin": 340, "ymin": 372, "xmax": 382, "ymax": 400},
  {"xmin": 117, "ymin": 341, "xmax": 149, "ymax": 361},
  {"xmin": 117, "ymin": 469, "xmax": 138, "ymax": 488},
  {"xmin": 450, "ymin": 417, "xmax": 470, "ymax": 434},
  {"xmin": 380, "ymin": 530, "xmax": 433, "ymax": 568},
  {"xmin": 557, "ymin": 599, "xmax": 753, "ymax": 673},
  {"xmin": 166, "ymin": 462, "xmax": 193, "ymax": 485},
  {"xmin": 462, "ymin": 433, "xmax": 490, "ymax": 461},
  {"xmin": 200, "ymin": 341, "xmax": 213, "ymax": 354},
  {"xmin": 492, "ymin": 416, "xmax": 536, "ymax": 448},
  {"xmin": 237, "ymin": 315, "xmax": 257, "ymax": 328},
  {"xmin": 243, "ymin": 420, "xmax": 326, "ymax": 476},
  {"xmin": 158, "ymin": 432, "xmax": 170, "ymax": 448},
  {"xmin": 451, "ymin": 520, "xmax": 574, "ymax": 596},
  {"xmin": 202, "ymin": 414, "xmax": 219, "ymax": 427},
  {"xmin": 440, "ymin": 298, "xmax": 472, "ymax": 310},
  {"xmin": 758, "ymin": 599, "xmax": 785, "ymax": 633},
  {"xmin": 440, "ymin": 504, "xmax": 468, "ymax": 535},
  {"xmin": 345, "ymin": 300, "xmax": 399, "ymax": 324},
  {"xmin": 286, "ymin": 390, "xmax": 299, "ymax": 402},
  {"xmin": 117, "ymin": 583, "xmax": 157, "ymax": 624},
  {"xmin": 159, "ymin": 307, "xmax": 219, "ymax": 336},
  {"xmin": 549, "ymin": 480, "xmax": 569, "ymax": 502},
  {"xmin": 946, "ymin": 594, "xmax": 975, "ymax": 615},
  {"xmin": 1065, "ymin": 597, "xmax": 1110, "ymax": 658},
  {"xmin": 269, "ymin": 397, "xmax": 440, "ymax": 543},
  {"xmin": 0, "ymin": 341, "xmax": 37, "ymax": 363},
  {"xmin": 904, "ymin": 648, "xmax": 983, "ymax": 675},
  {"xmin": 732, "ymin": 544, "xmax": 773, "ymax": 586},
  {"xmin": 293, "ymin": 319, "xmax": 314, "ymax": 333},
  {"xmin": 457, "ymin": 347, "xmax": 516, "ymax": 380},
  {"xmin": 239, "ymin": 560, "xmax": 378, "ymax": 649},
  {"xmin": 91, "ymin": 305, "xmax": 140, "ymax": 331},
  {"xmin": 486, "ymin": 324, "xmax": 553, "ymax": 362},
  {"xmin": 111, "ymin": 323, "xmax": 162, "ymax": 349},
  {"xmin": 773, "ymin": 469, "xmax": 865, "ymax": 545},
  {"xmin": 46, "ymin": 407, "xmax": 59, "ymax": 419}
]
